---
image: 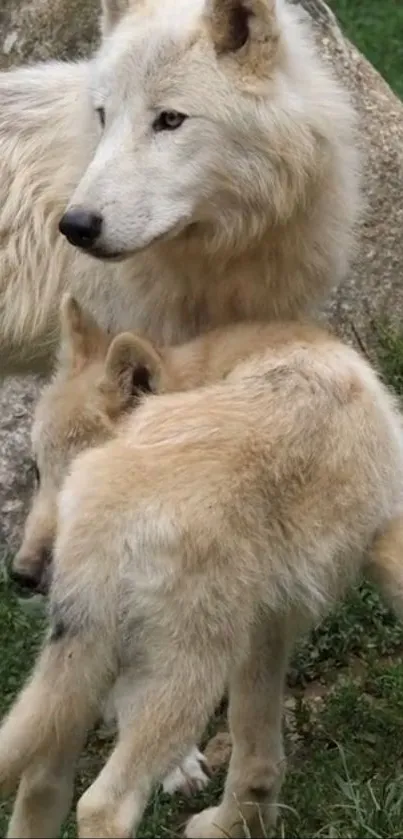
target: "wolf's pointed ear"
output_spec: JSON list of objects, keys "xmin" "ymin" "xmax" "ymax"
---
[
  {"xmin": 206, "ymin": 0, "xmax": 279, "ymax": 68},
  {"xmin": 100, "ymin": 0, "xmax": 130, "ymax": 35},
  {"xmin": 59, "ymin": 294, "xmax": 109, "ymax": 373},
  {"xmin": 102, "ymin": 332, "xmax": 163, "ymax": 406}
]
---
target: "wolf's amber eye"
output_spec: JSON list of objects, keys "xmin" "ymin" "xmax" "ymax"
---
[
  {"xmin": 153, "ymin": 111, "xmax": 187, "ymax": 132},
  {"xmin": 95, "ymin": 106, "xmax": 106, "ymax": 128}
]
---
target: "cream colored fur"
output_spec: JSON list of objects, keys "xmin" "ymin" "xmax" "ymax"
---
[
  {"xmin": 0, "ymin": 0, "xmax": 360, "ymax": 373},
  {"xmin": 3, "ymin": 297, "xmax": 403, "ymax": 838}
]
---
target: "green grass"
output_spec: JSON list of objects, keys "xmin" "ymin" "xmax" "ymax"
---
[
  {"xmin": 328, "ymin": 0, "xmax": 403, "ymax": 99},
  {"xmin": 282, "ymin": 664, "xmax": 403, "ymax": 838},
  {"xmin": 289, "ymin": 581, "xmax": 403, "ymax": 688}
]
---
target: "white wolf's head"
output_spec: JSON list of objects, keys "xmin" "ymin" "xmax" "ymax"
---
[{"xmin": 59, "ymin": 0, "xmax": 353, "ymax": 260}]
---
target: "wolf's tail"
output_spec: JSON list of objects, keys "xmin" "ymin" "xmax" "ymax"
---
[{"xmin": 367, "ymin": 514, "xmax": 403, "ymax": 618}]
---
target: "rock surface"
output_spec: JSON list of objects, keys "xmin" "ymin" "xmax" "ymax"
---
[
  {"xmin": 0, "ymin": 0, "xmax": 100, "ymax": 66},
  {"xmin": 0, "ymin": 1, "xmax": 101, "ymax": 559},
  {"xmin": 294, "ymin": 0, "xmax": 403, "ymax": 345},
  {"xmin": 0, "ymin": 0, "xmax": 402, "ymax": 558}
]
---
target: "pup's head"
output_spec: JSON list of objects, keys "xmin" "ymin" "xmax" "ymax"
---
[
  {"xmin": 10, "ymin": 294, "xmax": 165, "ymax": 594},
  {"xmin": 58, "ymin": 0, "xmax": 292, "ymax": 259}
]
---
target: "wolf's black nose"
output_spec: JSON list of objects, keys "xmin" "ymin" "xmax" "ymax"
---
[{"xmin": 59, "ymin": 208, "xmax": 102, "ymax": 250}]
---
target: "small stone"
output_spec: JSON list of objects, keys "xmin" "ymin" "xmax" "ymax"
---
[{"xmin": 3, "ymin": 31, "xmax": 18, "ymax": 54}]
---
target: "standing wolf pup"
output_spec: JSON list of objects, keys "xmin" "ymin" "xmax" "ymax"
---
[
  {"xmin": 0, "ymin": 0, "xmax": 359, "ymax": 371},
  {"xmin": 2, "ymin": 299, "xmax": 403, "ymax": 839}
]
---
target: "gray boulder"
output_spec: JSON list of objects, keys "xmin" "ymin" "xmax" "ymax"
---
[{"xmin": 294, "ymin": 0, "xmax": 403, "ymax": 345}]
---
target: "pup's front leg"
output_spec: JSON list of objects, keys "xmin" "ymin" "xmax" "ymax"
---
[
  {"xmin": 7, "ymin": 748, "xmax": 78, "ymax": 839},
  {"xmin": 0, "ymin": 630, "xmax": 114, "ymax": 837}
]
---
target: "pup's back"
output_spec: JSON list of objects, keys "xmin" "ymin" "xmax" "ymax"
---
[
  {"xmin": 108, "ymin": 319, "xmax": 403, "ymax": 620},
  {"xmin": 159, "ymin": 320, "xmax": 337, "ymax": 391},
  {"xmin": 17, "ymin": 297, "xmax": 403, "ymax": 617}
]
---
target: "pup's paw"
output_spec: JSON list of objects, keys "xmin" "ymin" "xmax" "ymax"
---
[
  {"xmin": 185, "ymin": 806, "xmax": 231, "ymax": 838},
  {"xmin": 162, "ymin": 747, "xmax": 211, "ymax": 796}
]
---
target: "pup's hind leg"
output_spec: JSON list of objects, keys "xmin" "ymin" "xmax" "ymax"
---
[
  {"xmin": 7, "ymin": 746, "xmax": 79, "ymax": 839},
  {"xmin": 0, "ymin": 631, "xmax": 114, "ymax": 837},
  {"xmin": 186, "ymin": 614, "xmax": 290, "ymax": 839},
  {"xmin": 367, "ymin": 515, "xmax": 403, "ymax": 618},
  {"xmin": 76, "ymin": 648, "xmax": 228, "ymax": 838}
]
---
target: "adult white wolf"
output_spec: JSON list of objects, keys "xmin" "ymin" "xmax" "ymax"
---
[{"xmin": 0, "ymin": 0, "xmax": 360, "ymax": 373}]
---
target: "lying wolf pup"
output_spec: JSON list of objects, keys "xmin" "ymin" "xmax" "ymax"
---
[{"xmin": 3, "ymin": 295, "xmax": 403, "ymax": 839}]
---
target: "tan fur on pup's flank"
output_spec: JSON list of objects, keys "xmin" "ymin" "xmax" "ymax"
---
[{"xmin": 3, "ymin": 296, "xmax": 403, "ymax": 839}]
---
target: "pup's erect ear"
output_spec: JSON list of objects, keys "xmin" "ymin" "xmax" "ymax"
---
[
  {"xmin": 100, "ymin": 0, "xmax": 130, "ymax": 35},
  {"xmin": 206, "ymin": 0, "xmax": 279, "ymax": 73},
  {"xmin": 102, "ymin": 332, "xmax": 163, "ymax": 406},
  {"xmin": 59, "ymin": 294, "xmax": 110, "ymax": 373}
]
